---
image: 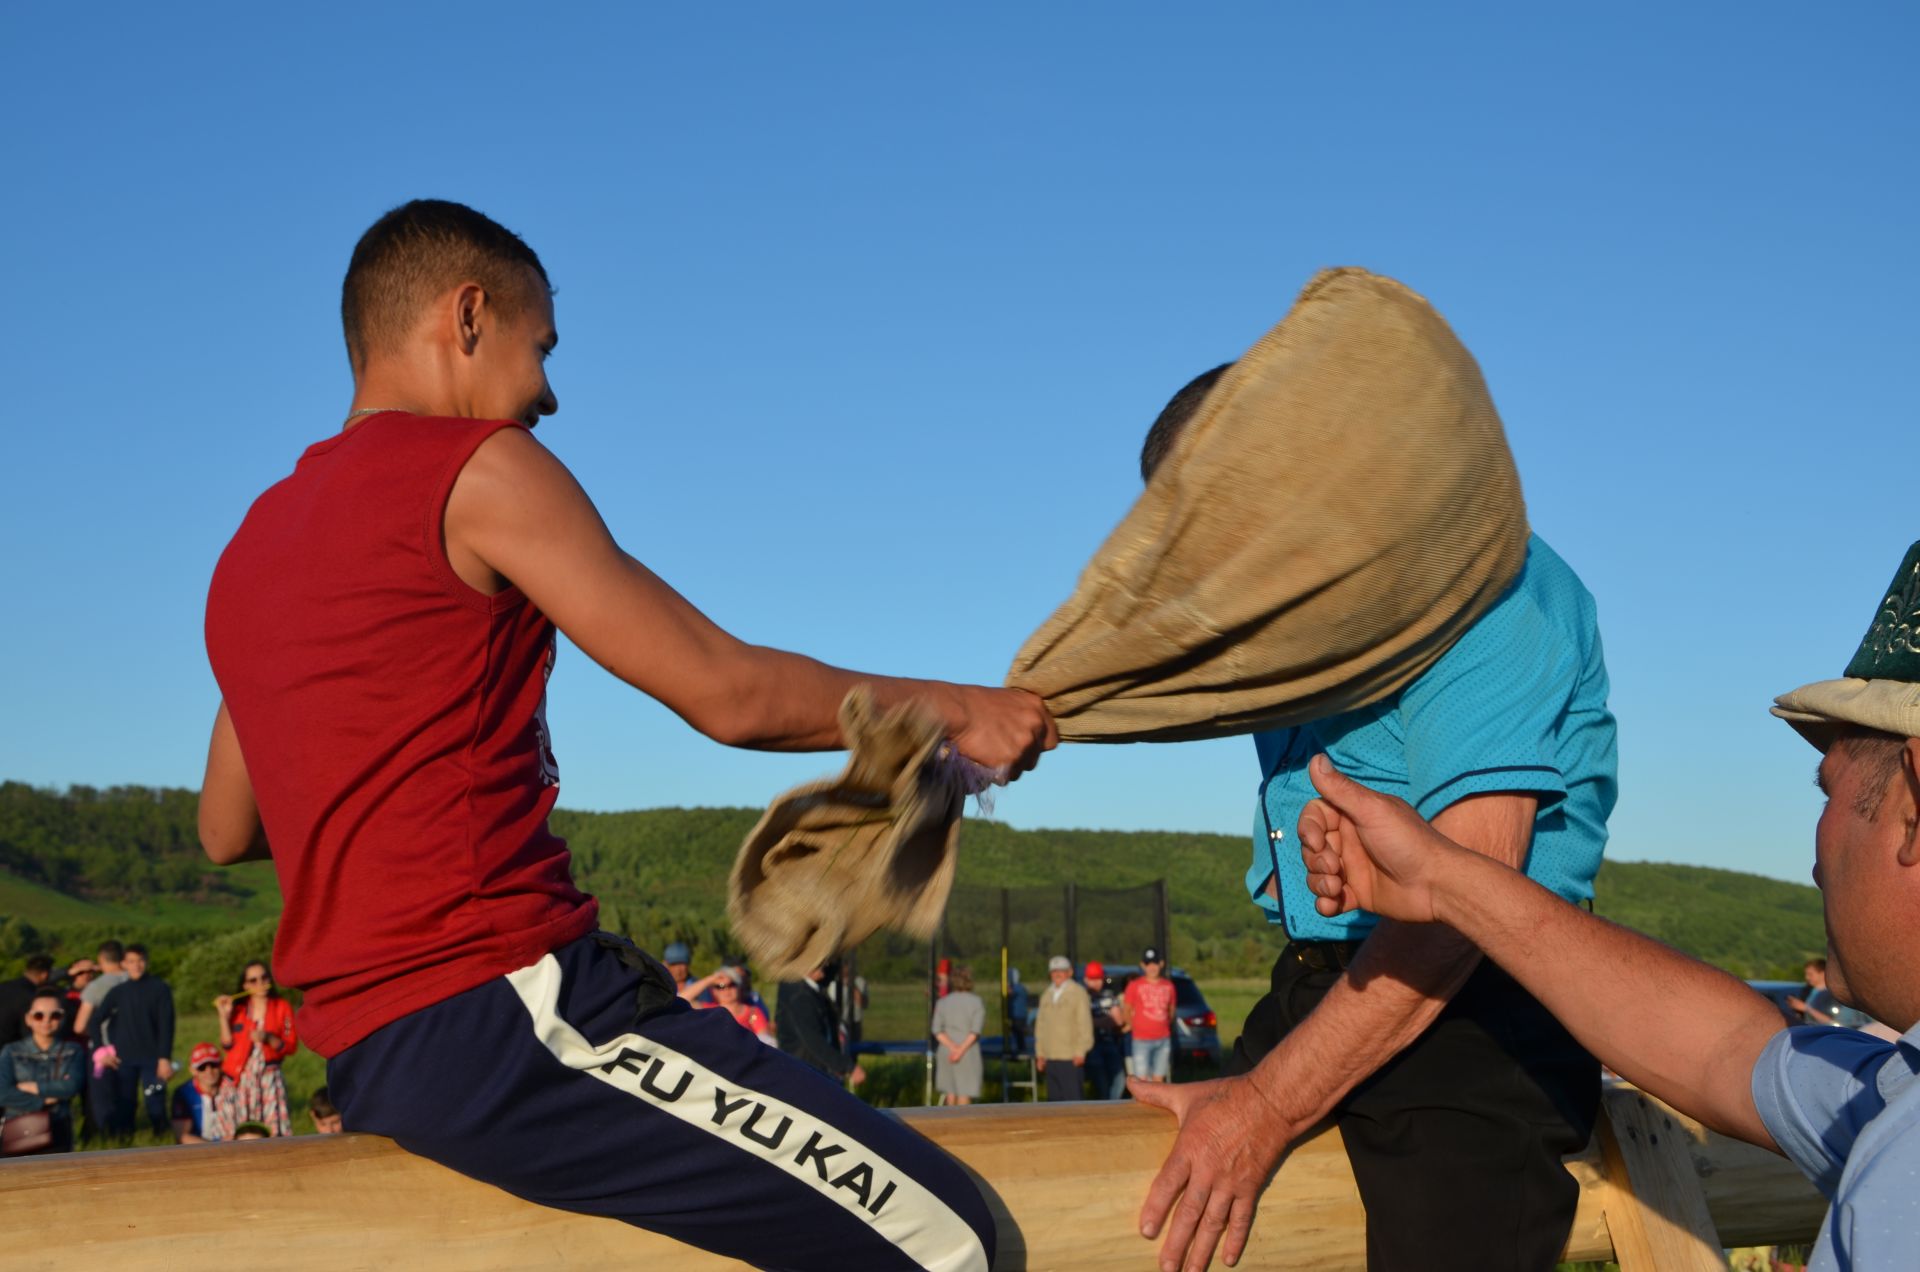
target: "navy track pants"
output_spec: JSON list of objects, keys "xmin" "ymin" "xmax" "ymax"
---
[{"xmin": 328, "ymin": 933, "xmax": 994, "ymax": 1272}]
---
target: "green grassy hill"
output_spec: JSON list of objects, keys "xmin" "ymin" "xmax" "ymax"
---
[{"xmin": 2, "ymin": 783, "xmax": 1827, "ymax": 986}]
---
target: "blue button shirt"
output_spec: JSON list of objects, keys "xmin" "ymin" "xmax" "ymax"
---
[
  {"xmin": 1249, "ymin": 535, "xmax": 1618, "ymax": 940},
  {"xmin": 1752, "ymin": 1023, "xmax": 1920, "ymax": 1271}
]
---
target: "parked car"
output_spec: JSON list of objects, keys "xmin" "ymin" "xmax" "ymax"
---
[
  {"xmin": 1097, "ymin": 964, "xmax": 1223, "ymax": 1069},
  {"xmin": 1746, "ymin": 979, "xmax": 1896, "ymax": 1036}
]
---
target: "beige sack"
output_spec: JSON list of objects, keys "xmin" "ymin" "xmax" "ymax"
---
[
  {"xmin": 1008, "ymin": 266, "xmax": 1529, "ymax": 740},
  {"xmin": 729, "ymin": 689, "xmax": 964, "ymax": 979},
  {"xmin": 732, "ymin": 268, "xmax": 1530, "ymax": 977}
]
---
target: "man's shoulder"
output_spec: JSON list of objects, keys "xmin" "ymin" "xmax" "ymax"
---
[
  {"xmin": 80, "ymin": 973, "xmax": 124, "ymax": 1006},
  {"xmin": 1458, "ymin": 535, "xmax": 1595, "ymax": 642}
]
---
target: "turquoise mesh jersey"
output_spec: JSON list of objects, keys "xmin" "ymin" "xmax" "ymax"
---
[{"xmin": 1249, "ymin": 535, "xmax": 1617, "ymax": 941}]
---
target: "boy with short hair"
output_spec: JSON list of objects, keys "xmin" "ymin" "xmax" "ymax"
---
[
  {"xmin": 308, "ymin": 1086, "xmax": 342, "ymax": 1134},
  {"xmin": 199, "ymin": 199, "xmax": 1051, "ymax": 1271}
]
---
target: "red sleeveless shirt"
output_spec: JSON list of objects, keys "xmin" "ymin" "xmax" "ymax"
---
[{"xmin": 205, "ymin": 412, "xmax": 597, "ymax": 1056}]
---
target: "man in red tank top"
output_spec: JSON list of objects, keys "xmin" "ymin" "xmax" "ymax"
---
[{"xmin": 200, "ymin": 200, "xmax": 1053, "ymax": 1271}]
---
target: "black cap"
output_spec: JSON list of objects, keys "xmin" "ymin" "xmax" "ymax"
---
[{"xmin": 1141, "ymin": 946, "xmax": 1164, "ymax": 964}]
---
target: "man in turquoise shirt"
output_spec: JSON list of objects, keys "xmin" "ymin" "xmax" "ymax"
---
[
  {"xmin": 1297, "ymin": 538, "xmax": 1920, "ymax": 1272},
  {"xmin": 1130, "ymin": 365, "xmax": 1619, "ymax": 1272}
]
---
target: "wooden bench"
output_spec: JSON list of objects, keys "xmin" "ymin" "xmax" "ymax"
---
[{"xmin": 2, "ymin": 1088, "xmax": 1823, "ymax": 1269}]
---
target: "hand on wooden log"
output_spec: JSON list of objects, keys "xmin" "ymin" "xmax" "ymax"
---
[{"xmin": 1130, "ymin": 1073, "xmax": 1296, "ymax": 1272}]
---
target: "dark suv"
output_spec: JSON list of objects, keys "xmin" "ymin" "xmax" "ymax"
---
[{"xmin": 1098, "ymin": 964, "xmax": 1224, "ymax": 1069}]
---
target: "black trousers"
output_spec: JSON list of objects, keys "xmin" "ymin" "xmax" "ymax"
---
[
  {"xmin": 1228, "ymin": 946, "xmax": 1599, "ymax": 1272},
  {"xmin": 1042, "ymin": 1062, "xmax": 1084, "ymax": 1102},
  {"xmin": 102, "ymin": 1058, "xmax": 170, "ymax": 1137}
]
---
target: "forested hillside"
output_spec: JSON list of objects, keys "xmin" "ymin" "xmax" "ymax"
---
[{"xmin": 2, "ymin": 783, "xmax": 1827, "ymax": 986}]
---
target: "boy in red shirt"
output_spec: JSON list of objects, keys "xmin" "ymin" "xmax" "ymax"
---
[
  {"xmin": 200, "ymin": 199, "xmax": 1053, "ymax": 1272},
  {"xmin": 1122, "ymin": 946, "xmax": 1177, "ymax": 1083}
]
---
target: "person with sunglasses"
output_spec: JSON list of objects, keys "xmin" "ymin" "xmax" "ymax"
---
[
  {"xmin": 214, "ymin": 961, "xmax": 298, "ymax": 1137},
  {"xmin": 1, "ymin": 987, "xmax": 84, "ymax": 1153},
  {"xmin": 171, "ymin": 1043, "xmax": 238, "ymax": 1144}
]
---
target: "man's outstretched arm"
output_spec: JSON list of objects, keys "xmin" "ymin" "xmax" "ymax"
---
[
  {"xmin": 447, "ymin": 426, "xmax": 1055, "ymax": 771},
  {"xmin": 1128, "ymin": 792, "xmax": 1534, "ymax": 1272},
  {"xmin": 1300, "ymin": 754, "xmax": 1783, "ymax": 1148},
  {"xmin": 1238, "ymin": 792, "xmax": 1535, "ymax": 1129}
]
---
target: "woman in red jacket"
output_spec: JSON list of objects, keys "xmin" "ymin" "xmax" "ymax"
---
[{"xmin": 215, "ymin": 961, "xmax": 297, "ymax": 1137}]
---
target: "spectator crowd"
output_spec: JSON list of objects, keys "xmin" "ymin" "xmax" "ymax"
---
[{"xmin": 1, "ymin": 939, "xmax": 338, "ymax": 1156}]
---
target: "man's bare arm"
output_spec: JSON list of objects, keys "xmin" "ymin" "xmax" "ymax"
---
[
  {"xmin": 199, "ymin": 702, "xmax": 271, "ymax": 866},
  {"xmin": 446, "ymin": 427, "xmax": 1053, "ymax": 769},
  {"xmin": 1301, "ymin": 755, "xmax": 1782, "ymax": 1147},
  {"xmin": 1127, "ymin": 792, "xmax": 1535, "ymax": 1272},
  {"xmin": 1237, "ymin": 791, "xmax": 1535, "ymax": 1129}
]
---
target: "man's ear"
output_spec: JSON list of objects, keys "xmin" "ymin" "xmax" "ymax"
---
[
  {"xmin": 451, "ymin": 282, "xmax": 488, "ymax": 355},
  {"xmin": 1896, "ymin": 738, "xmax": 1920, "ymax": 867}
]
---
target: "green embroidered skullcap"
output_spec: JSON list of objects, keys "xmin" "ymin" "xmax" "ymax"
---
[{"xmin": 1773, "ymin": 541, "xmax": 1920, "ymax": 748}]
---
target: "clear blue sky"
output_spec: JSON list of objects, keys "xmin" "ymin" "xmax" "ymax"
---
[{"xmin": 3, "ymin": 4, "xmax": 1914, "ymax": 885}]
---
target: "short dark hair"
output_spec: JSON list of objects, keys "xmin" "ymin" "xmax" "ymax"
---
[
  {"xmin": 1805, "ymin": 957, "xmax": 1828, "ymax": 974},
  {"xmin": 23, "ymin": 955, "xmax": 53, "ymax": 975},
  {"xmin": 1836, "ymin": 729, "xmax": 1910, "ymax": 819},
  {"xmin": 29, "ymin": 986, "xmax": 65, "ymax": 1008},
  {"xmin": 1140, "ymin": 363, "xmax": 1233, "ymax": 482},
  {"xmin": 341, "ymin": 199, "xmax": 551, "ymax": 373},
  {"xmin": 97, "ymin": 940, "xmax": 125, "ymax": 963},
  {"xmin": 124, "ymin": 943, "xmax": 148, "ymax": 959},
  {"xmin": 308, "ymin": 1086, "xmax": 339, "ymax": 1122}
]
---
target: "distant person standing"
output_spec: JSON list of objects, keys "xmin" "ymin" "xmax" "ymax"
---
[
  {"xmin": 72, "ymin": 943, "xmax": 126, "ymax": 1138},
  {"xmin": 215, "ymin": 961, "xmax": 298, "ymax": 1137},
  {"xmin": 776, "ymin": 966, "xmax": 865, "ymax": 1087},
  {"xmin": 1005, "ymin": 967, "xmax": 1031, "ymax": 1056},
  {"xmin": 1120, "ymin": 947, "xmax": 1176, "ymax": 1084},
  {"xmin": 1034, "ymin": 956, "xmax": 1093, "ymax": 1102},
  {"xmin": 89, "ymin": 944, "xmax": 175, "ymax": 1136},
  {"xmin": 930, "ymin": 965, "xmax": 984, "ymax": 1106},
  {"xmin": 1083, "ymin": 962, "xmax": 1127, "ymax": 1101},
  {"xmin": 0, "ymin": 987, "xmax": 84, "ymax": 1153},
  {"xmin": 56, "ymin": 960, "xmax": 96, "ymax": 1046},
  {"xmin": 170, "ymin": 1043, "xmax": 237, "ymax": 1144},
  {"xmin": 1785, "ymin": 957, "xmax": 1829, "ymax": 1024},
  {"xmin": 0, "ymin": 956, "xmax": 54, "ymax": 1048},
  {"xmin": 697, "ymin": 967, "xmax": 775, "ymax": 1044},
  {"xmin": 69, "ymin": 940, "xmax": 127, "ymax": 1044}
]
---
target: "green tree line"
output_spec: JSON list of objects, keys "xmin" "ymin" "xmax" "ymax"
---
[{"xmin": 2, "ymin": 782, "xmax": 1827, "ymax": 986}]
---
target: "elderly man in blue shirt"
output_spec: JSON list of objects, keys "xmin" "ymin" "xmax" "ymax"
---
[
  {"xmin": 1296, "ymin": 539, "xmax": 1920, "ymax": 1272},
  {"xmin": 1129, "ymin": 365, "xmax": 1619, "ymax": 1272}
]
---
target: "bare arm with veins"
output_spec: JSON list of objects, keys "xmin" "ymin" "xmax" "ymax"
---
[
  {"xmin": 1130, "ymin": 791, "xmax": 1537, "ymax": 1272},
  {"xmin": 1299, "ymin": 755, "xmax": 1781, "ymax": 1147}
]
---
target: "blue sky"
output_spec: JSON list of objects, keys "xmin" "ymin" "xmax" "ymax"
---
[{"xmin": 3, "ymin": 4, "xmax": 1914, "ymax": 885}]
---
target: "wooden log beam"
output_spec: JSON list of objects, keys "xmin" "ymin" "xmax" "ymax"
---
[{"xmin": 1, "ymin": 1099, "xmax": 1822, "ymax": 1270}]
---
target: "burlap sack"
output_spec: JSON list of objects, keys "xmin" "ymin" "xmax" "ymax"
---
[
  {"xmin": 1008, "ymin": 266, "xmax": 1529, "ymax": 740},
  {"xmin": 732, "ymin": 267, "xmax": 1530, "ymax": 977},
  {"xmin": 729, "ymin": 689, "xmax": 964, "ymax": 979}
]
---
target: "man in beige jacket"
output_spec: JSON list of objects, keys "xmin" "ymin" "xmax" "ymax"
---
[{"xmin": 1034, "ymin": 955, "xmax": 1094, "ymax": 1102}]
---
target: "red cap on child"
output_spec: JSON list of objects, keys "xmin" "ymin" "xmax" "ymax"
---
[{"xmin": 190, "ymin": 1042, "xmax": 223, "ymax": 1069}]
